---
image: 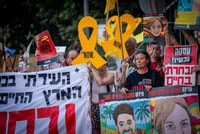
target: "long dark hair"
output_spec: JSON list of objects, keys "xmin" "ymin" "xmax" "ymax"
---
[{"xmin": 135, "ymin": 49, "xmax": 151, "ymax": 70}]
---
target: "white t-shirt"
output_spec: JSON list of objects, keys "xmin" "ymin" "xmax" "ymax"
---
[{"xmin": 91, "ymin": 78, "xmax": 107, "ymax": 103}]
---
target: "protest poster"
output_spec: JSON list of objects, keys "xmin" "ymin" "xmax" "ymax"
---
[
  {"xmin": 35, "ymin": 30, "xmax": 58, "ymax": 66},
  {"xmin": 99, "ymin": 86, "xmax": 200, "ymax": 134},
  {"xmin": 0, "ymin": 64, "xmax": 91, "ymax": 134},
  {"xmin": 164, "ymin": 45, "xmax": 198, "ymax": 86},
  {"xmin": 72, "ymin": 14, "xmax": 142, "ymax": 69},
  {"xmin": 143, "ymin": 15, "xmax": 167, "ymax": 45},
  {"xmin": 98, "ymin": 14, "xmax": 142, "ymax": 60},
  {"xmin": 174, "ymin": 0, "xmax": 200, "ymax": 30}
]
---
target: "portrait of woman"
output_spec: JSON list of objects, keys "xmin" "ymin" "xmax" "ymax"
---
[
  {"xmin": 146, "ymin": 17, "xmax": 165, "ymax": 43},
  {"xmin": 143, "ymin": 16, "xmax": 166, "ymax": 44},
  {"xmin": 153, "ymin": 97, "xmax": 192, "ymax": 134}
]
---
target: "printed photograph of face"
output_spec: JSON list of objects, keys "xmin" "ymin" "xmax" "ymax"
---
[
  {"xmin": 153, "ymin": 97, "xmax": 192, "ymax": 134},
  {"xmin": 113, "ymin": 103, "xmax": 135, "ymax": 134},
  {"xmin": 147, "ymin": 18, "xmax": 163, "ymax": 37}
]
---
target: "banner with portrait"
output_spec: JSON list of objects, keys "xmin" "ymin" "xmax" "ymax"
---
[
  {"xmin": 99, "ymin": 86, "xmax": 200, "ymax": 134},
  {"xmin": 174, "ymin": 0, "xmax": 200, "ymax": 30},
  {"xmin": 0, "ymin": 64, "xmax": 91, "ymax": 134},
  {"xmin": 164, "ymin": 44, "xmax": 198, "ymax": 86}
]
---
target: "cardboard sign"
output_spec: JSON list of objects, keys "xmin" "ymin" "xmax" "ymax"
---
[
  {"xmin": 174, "ymin": 0, "xmax": 200, "ymax": 30},
  {"xmin": 71, "ymin": 16, "xmax": 107, "ymax": 69},
  {"xmin": 98, "ymin": 14, "xmax": 142, "ymax": 60},
  {"xmin": 164, "ymin": 45, "xmax": 198, "ymax": 86},
  {"xmin": 35, "ymin": 30, "xmax": 57, "ymax": 66},
  {"xmin": 71, "ymin": 14, "xmax": 142, "ymax": 68}
]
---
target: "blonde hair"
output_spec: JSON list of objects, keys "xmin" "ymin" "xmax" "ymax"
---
[
  {"xmin": 146, "ymin": 17, "xmax": 162, "ymax": 30},
  {"xmin": 153, "ymin": 97, "xmax": 192, "ymax": 134}
]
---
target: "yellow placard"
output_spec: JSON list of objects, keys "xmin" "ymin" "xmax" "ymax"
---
[
  {"xmin": 131, "ymin": 32, "xmax": 144, "ymax": 44},
  {"xmin": 71, "ymin": 16, "xmax": 106, "ymax": 69},
  {"xmin": 98, "ymin": 14, "xmax": 142, "ymax": 60},
  {"xmin": 175, "ymin": 11, "xmax": 197, "ymax": 25},
  {"xmin": 73, "ymin": 14, "xmax": 142, "ymax": 68},
  {"xmin": 104, "ymin": 0, "xmax": 116, "ymax": 14}
]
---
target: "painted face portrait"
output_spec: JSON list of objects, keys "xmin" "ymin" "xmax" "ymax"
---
[
  {"xmin": 164, "ymin": 104, "xmax": 191, "ymax": 134},
  {"xmin": 153, "ymin": 97, "xmax": 192, "ymax": 134},
  {"xmin": 117, "ymin": 113, "xmax": 135, "ymax": 134},
  {"xmin": 149, "ymin": 19, "xmax": 162, "ymax": 37}
]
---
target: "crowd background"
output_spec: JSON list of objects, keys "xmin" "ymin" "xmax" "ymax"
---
[{"xmin": 0, "ymin": 1, "xmax": 200, "ymax": 134}]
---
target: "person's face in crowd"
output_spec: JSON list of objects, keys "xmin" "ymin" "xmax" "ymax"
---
[
  {"xmin": 19, "ymin": 56, "xmax": 24, "ymax": 62},
  {"xmin": 126, "ymin": 42, "xmax": 136, "ymax": 56},
  {"xmin": 60, "ymin": 56, "xmax": 66, "ymax": 66},
  {"xmin": 98, "ymin": 64, "xmax": 107, "ymax": 74},
  {"xmin": 150, "ymin": 20, "xmax": 162, "ymax": 37},
  {"xmin": 152, "ymin": 45, "xmax": 161, "ymax": 58},
  {"xmin": 117, "ymin": 113, "xmax": 135, "ymax": 134},
  {"xmin": 66, "ymin": 51, "xmax": 78, "ymax": 65},
  {"xmin": 170, "ymin": 36, "xmax": 180, "ymax": 46},
  {"xmin": 135, "ymin": 53, "xmax": 149, "ymax": 69},
  {"xmin": 164, "ymin": 104, "xmax": 191, "ymax": 134}
]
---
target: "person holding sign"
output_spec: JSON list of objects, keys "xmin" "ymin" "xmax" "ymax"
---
[
  {"xmin": 87, "ymin": 62, "xmax": 114, "ymax": 134},
  {"xmin": 120, "ymin": 38, "xmax": 137, "ymax": 83},
  {"xmin": 113, "ymin": 103, "xmax": 135, "ymax": 134},
  {"xmin": 153, "ymin": 97, "xmax": 192, "ymax": 134},
  {"xmin": 147, "ymin": 44, "xmax": 165, "ymax": 86},
  {"xmin": 121, "ymin": 49, "xmax": 162, "ymax": 96},
  {"xmin": 65, "ymin": 50, "xmax": 78, "ymax": 66}
]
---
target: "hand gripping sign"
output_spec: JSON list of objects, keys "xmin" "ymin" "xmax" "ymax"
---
[
  {"xmin": 71, "ymin": 16, "xmax": 107, "ymax": 68},
  {"xmin": 98, "ymin": 14, "xmax": 142, "ymax": 59}
]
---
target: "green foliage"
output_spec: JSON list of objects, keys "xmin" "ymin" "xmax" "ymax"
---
[{"xmin": 0, "ymin": 0, "xmax": 143, "ymax": 54}]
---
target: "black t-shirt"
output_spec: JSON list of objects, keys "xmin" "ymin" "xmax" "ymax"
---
[{"xmin": 124, "ymin": 69, "xmax": 162, "ymax": 91}]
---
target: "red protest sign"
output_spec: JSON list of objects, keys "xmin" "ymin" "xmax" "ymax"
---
[
  {"xmin": 164, "ymin": 44, "xmax": 198, "ymax": 65},
  {"xmin": 35, "ymin": 30, "xmax": 57, "ymax": 66},
  {"xmin": 164, "ymin": 45, "xmax": 198, "ymax": 86}
]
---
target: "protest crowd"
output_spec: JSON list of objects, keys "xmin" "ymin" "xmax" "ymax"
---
[{"xmin": 0, "ymin": 0, "xmax": 200, "ymax": 134}]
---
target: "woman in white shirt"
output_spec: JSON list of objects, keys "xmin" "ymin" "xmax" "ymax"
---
[{"xmin": 87, "ymin": 62, "xmax": 114, "ymax": 134}]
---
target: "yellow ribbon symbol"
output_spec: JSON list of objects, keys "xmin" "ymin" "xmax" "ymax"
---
[
  {"xmin": 98, "ymin": 14, "xmax": 142, "ymax": 60},
  {"xmin": 71, "ymin": 16, "xmax": 106, "ymax": 68},
  {"xmin": 98, "ymin": 15, "xmax": 119, "ymax": 58}
]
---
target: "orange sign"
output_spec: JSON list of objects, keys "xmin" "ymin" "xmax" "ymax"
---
[
  {"xmin": 98, "ymin": 14, "xmax": 142, "ymax": 59},
  {"xmin": 72, "ymin": 14, "xmax": 142, "ymax": 68},
  {"xmin": 71, "ymin": 16, "xmax": 107, "ymax": 68}
]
